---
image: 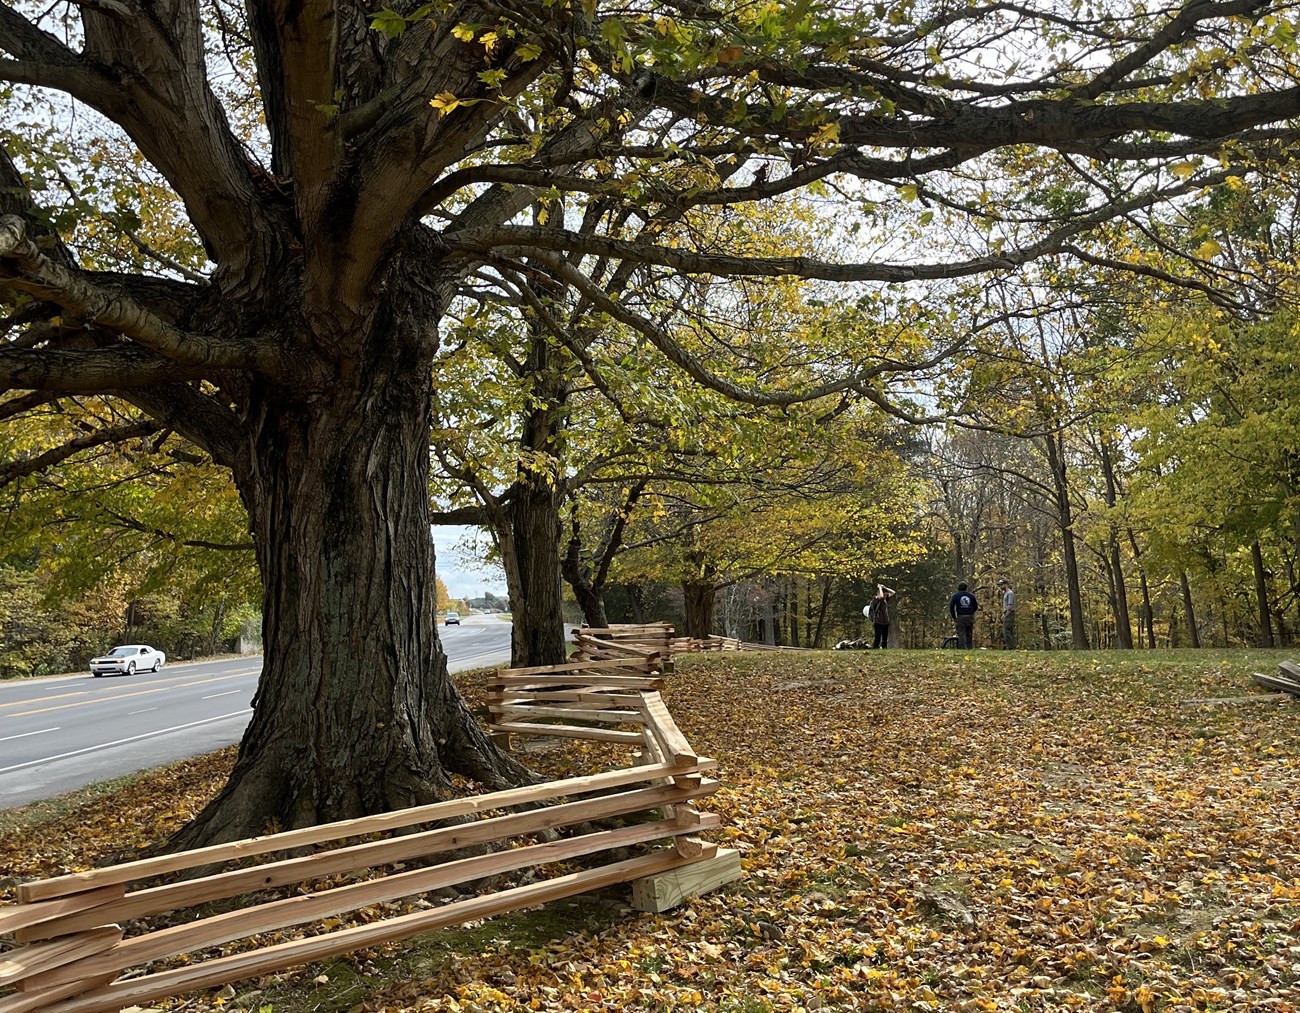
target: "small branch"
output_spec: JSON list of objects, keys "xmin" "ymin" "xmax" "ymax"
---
[{"xmin": 0, "ymin": 419, "xmax": 159, "ymax": 488}]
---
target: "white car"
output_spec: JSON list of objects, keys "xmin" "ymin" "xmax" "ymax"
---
[
  {"xmin": 90, "ymin": 644, "xmax": 166, "ymax": 677},
  {"xmin": 444, "ymin": 611, "xmax": 460, "ymax": 626}
]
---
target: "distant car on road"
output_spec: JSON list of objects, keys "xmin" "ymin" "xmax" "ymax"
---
[
  {"xmin": 444, "ymin": 611, "xmax": 460, "ymax": 626},
  {"xmin": 90, "ymin": 645, "xmax": 166, "ymax": 677}
]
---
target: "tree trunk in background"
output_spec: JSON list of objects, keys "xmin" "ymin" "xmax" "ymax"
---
[
  {"xmin": 683, "ymin": 580, "xmax": 717, "ymax": 638},
  {"xmin": 1251, "ymin": 540, "xmax": 1275, "ymax": 647},
  {"xmin": 504, "ymin": 486, "xmax": 566, "ymax": 667},
  {"xmin": 1127, "ymin": 530, "xmax": 1156, "ymax": 648},
  {"xmin": 173, "ymin": 345, "xmax": 531, "ymax": 849},
  {"xmin": 1042, "ymin": 432, "xmax": 1089, "ymax": 649},
  {"xmin": 811, "ymin": 577, "xmax": 832, "ymax": 648},
  {"xmin": 628, "ymin": 584, "xmax": 647, "ymax": 624},
  {"xmin": 1098, "ymin": 441, "xmax": 1133, "ymax": 649},
  {"xmin": 561, "ymin": 524, "xmax": 609, "ymax": 628},
  {"xmin": 1180, "ymin": 570, "xmax": 1201, "ymax": 648}
]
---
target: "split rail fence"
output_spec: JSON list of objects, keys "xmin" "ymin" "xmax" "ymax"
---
[
  {"xmin": 570, "ymin": 623, "xmax": 809, "ymax": 663},
  {"xmin": 0, "ymin": 647, "xmax": 736, "ymax": 1013}
]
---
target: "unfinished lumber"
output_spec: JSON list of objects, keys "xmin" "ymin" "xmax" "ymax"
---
[
  {"xmin": 0, "ymin": 928, "xmax": 122, "ymax": 988},
  {"xmin": 491, "ymin": 704, "xmax": 644, "ymax": 724},
  {"xmin": 485, "ymin": 721, "xmax": 644, "ymax": 744},
  {"xmin": 1252, "ymin": 671, "xmax": 1300, "ymax": 697},
  {"xmin": 0, "ymin": 886, "xmax": 125, "ymax": 940},
  {"xmin": 21, "ymin": 850, "xmax": 707, "ymax": 1013},
  {"xmin": 493, "ymin": 658, "xmax": 660, "ymax": 678},
  {"xmin": 25, "ymin": 813, "xmax": 720, "ymax": 993},
  {"xmin": 1279, "ymin": 660, "xmax": 1300, "ymax": 683},
  {"xmin": 15, "ymin": 760, "xmax": 705, "ymax": 904},
  {"xmin": 630, "ymin": 845, "xmax": 740, "ymax": 913},
  {"xmin": 489, "ymin": 672, "xmax": 663, "ymax": 689},
  {"xmin": 640, "ymin": 691, "xmax": 697, "ymax": 764},
  {"xmin": 19, "ymin": 780, "xmax": 719, "ymax": 943},
  {"xmin": 1180, "ymin": 692, "xmax": 1288, "ymax": 707}
]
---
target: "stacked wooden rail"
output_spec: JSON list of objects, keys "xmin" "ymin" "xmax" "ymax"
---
[
  {"xmin": 570, "ymin": 624, "xmax": 812, "ymax": 660},
  {"xmin": 0, "ymin": 662, "xmax": 731, "ymax": 1013},
  {"xmin": 1252, "ymin": 659, "xmax": 1300, "ymax": 697}
]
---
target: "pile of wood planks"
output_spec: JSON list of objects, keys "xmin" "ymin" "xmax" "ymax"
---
[
  {"xmin": 1251, "ymin": 659, "xmax": 1300, "ymax": 697},
  {"xmin": 570, "ymin": 625, "xmax": 811, "ymax": 660}
]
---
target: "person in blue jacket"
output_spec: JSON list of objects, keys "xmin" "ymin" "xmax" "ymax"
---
[{"xmin": 948, "ymin": 581, "xmax": 979, "ymax": 649}]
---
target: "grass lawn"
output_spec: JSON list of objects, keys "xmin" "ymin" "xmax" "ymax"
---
[{"xmin": 3, "ymin": 648, "xmax": 1299, "ymax": 1012}]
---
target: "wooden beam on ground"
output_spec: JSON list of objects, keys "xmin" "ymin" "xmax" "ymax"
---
[
  {"xmin": 630, "ymin": 846, "xmax": 740, "ymax": 913},
  {"xmin": 1252, "ymin": 672, "xmax": 1300, "ymax": 697},
  {"xmin": 1180, "ymin": 692, "xmax": 1288, "ymax": 707}
]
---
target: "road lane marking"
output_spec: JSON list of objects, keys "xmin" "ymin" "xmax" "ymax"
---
[
  {"xmin": 9, "ymin": 672, "xmax": 259, "ymax": 718},
  {"xmin": 129, "ymin": 708, "xmax": 158, "ymax": 715},
  {"xmin": 0, "ymin": 709, "xmax": 253, "ymax": 775},
  {"xmin": 201, "ymin": 690, "xmax": 242, "ymax": 700},
  {"xmin": 0, "ymin": 691, "xmax": 88, "ymax": 709},
  {"xmin": 0, "ymin": 727, "xmax": 60, "ymax": 743}
]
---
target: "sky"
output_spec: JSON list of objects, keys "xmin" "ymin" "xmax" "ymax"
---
[{"xmin": 432, "ymin": 525, "xmax": 507, "ymax": 599}]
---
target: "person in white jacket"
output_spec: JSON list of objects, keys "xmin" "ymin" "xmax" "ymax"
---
[{"xmin": 998, "ymin": 578, "xmax": 1017, "ymax": 650}]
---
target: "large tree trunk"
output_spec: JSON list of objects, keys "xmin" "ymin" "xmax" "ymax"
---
[
  {"xmin": 172, "ymin": 332, "xmax": 531, "ymax": 850},
  {"xmin": 502, "ymin": 485, "xmax": 567, "ymax": 667},
  {"xmin": 682, "ymin": 580, "xmax": 717, "ymax": 638}
]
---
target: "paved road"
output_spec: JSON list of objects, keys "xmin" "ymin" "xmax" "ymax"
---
[{"xmin": 0, "ymin": 615, "xmax": 512, "ymax": 810}]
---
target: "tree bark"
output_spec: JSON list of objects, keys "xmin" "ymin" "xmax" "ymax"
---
[
  {"xmin": 1179, "ymin": 569, "xmax": 1201, "ymax": 648},
  {"xmin": 682, "ymin": 580, "xmax": 717, "ymax": 638},
  {"xmin": 1126, "ymin": 529, "xmax": 1156, "ymax": 649},
  {"xmin": 1097, "ymin": 440, "xmax": 1133, "ymax": 649},
  {"xmin": 810, "ymin": 577, "xmax": 832, "ymax": 648},
  {"xmin": 171, "ymin": 322, "xmax": 532, "ymax": 850},
  {"xmin": 1042, "ymin": 431, "xmax": 1089, "ymax": 649},
  {"xmin": 1251, "ymin": 539, "xmax": 1275, "ymax": 647},
  {"xmin": 501, "ymin": 484, "xmax": 567, "ymax": 667}
]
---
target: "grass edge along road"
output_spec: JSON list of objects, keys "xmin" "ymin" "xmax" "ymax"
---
[{"xmin": 3, "ymin": 649, "xmax": 1299, "ymax": 1013}]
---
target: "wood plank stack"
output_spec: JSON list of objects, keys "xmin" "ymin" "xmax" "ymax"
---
[
  {"xmin": 0, "ymin": 658, "xmax": 737, "ymax": 1013},
  {"xmin": 486, "ymin": 657, "xmax": 667, "ymax": 748},
  {"xmin": 1251, "ymin": 660, "xmax": 1300, "ymax": 697},
  {"xmin": 570, "ymin": 623, "xmax": 677, "ymax": 667}
]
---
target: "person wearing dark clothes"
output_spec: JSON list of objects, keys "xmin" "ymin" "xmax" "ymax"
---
[
  {"xmin": 948, "ymin": 581, "xmax": 979, "ymax": 649},
  {"xmin": 867, "ymin": 583, "xmax": 896, "ymax": 648}
]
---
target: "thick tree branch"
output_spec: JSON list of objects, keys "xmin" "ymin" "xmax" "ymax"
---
[
  {"xmin": 0, "ymin": 346, "xmax": 214, "ymax": 392},
  {"xmin": 0, "ymin": 216, "xmax": 274, "ymax": 372}
]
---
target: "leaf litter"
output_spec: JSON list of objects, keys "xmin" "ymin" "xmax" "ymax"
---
[{"xmin": 2, "ymin": 649, "xmax": 1299, "ymax": 1012}]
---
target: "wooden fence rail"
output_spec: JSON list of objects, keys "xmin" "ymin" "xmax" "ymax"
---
[{"xmin": 0, "ymin": 654, "xmax": 737, "ymax": 1013}]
